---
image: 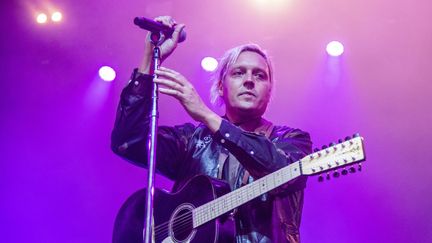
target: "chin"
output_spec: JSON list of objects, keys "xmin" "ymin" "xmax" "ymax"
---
[
  {"xmin": 226, "ymin": 100, "xmax": 267, "ymax": 117},
  {"xmin": 236, "ymin": 106, "xmax": 265, "ymax": 117}
]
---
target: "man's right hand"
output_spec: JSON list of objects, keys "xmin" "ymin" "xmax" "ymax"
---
[{"xmin": 138, "ymin": 16, "xmax": 185, "ymax": 74}]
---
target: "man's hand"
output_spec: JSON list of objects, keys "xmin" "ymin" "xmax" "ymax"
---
[
  {"xmin": 154, "ymin": 67, "xmax": 222, "ymax": 133},
  {"xmin": 139, "ymin": 16, "xmax": 185, "ymax": 74}
]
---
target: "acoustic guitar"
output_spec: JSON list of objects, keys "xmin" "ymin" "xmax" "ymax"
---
[{"xmin": 113, "ymin": 135, "xmax": 365, "ymax": 243}]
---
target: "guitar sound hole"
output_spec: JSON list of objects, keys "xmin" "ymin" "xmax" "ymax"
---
[{"xmin": 170, "ymin": 205, "xmax": 195, "ymax": 242}]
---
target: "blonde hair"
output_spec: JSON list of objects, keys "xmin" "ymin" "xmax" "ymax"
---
[{"xmin": 210, "ymin": 43, "xmax": 274, "ymax": 106}]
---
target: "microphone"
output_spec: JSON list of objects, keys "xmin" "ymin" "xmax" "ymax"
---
[{"xmin": 134, "ymin": 17, "xmax": 187, "ymax": 43}]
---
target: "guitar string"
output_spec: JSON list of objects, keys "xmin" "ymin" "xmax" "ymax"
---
[
  {"xmin": 153, "ymin": 195, "xmax": 237, "ymax": 235},
  {"xmin": 154, "ymin": 212, "xmax": 192, "ymax": 234},
  {"xmin": 154, "ymin": 199, "xmax": 225, "ymax": 233},
  {"xmin": 154, "ymin": 193, "xmax": 252, "ymax": 241},
  {"xmin": 153, "ymin": 176, "xmax": 273, "ymax": 239},
  {"xmin": 155, "ymin": 198, "xmax": 269, "ymax": 240},
  {"xmin": 154, "ymin": 196, "xmax": 273, "ymax": 240},
  {"xmin": 158, "ymin": 217, "xmax": 193, "ymax": 240},
  {"xmin": 154, "ymin": 200, "xmax": 245, "ymax": 241},
  {"xmin": 154, "ymin": 175, "xmax": 283, "ymax": 237},
  {"xmin": 156, "ymin": 188, "xmax": 292, "ymax": 240},
  {"xmin": 154, "ymin": 207, "xmax": 221, "ymax": 238},
  {"xmin": 154, "ymin": 184, "xmax": 259, "ymax": 235},
  {"xmin": 153, "ymin": 199, "xmax": 233, "ymax": 237},
  {"xmin": 154, "ymin": 160, "xmax": 348, "ymax": 240},
  {"xmin": 153, "ymin": 210, "xmax": 192, "ymax": 232},
  {"xmin": 154, "ymin": 214, "xmax": 193, "ymax": 240}
]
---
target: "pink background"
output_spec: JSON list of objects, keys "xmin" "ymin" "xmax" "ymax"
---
[{"xmin": 1, "ymin": 0, "xmax": 431, "ymax": 242}]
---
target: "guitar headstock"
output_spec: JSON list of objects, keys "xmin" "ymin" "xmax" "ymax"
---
[{"xmin": 300, "ymin": 134, "xmax": 365, "ymax": 181}]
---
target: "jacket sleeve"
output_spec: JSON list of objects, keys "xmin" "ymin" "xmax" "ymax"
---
[
  {"xmin": 213, "ymin": 119, "xmax": 312, "ymax": 182},
  {"xmin": 110, "ymin": 73, "xmax": 195, "ymax": 181}
]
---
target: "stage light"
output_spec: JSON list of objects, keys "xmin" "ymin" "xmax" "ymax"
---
[
  {"xmin": 256, "ymin": 0, "xmax": 285, "ymax": 3},
  {"xmin": 253, "ymin": 0, "xmax": 290, "ymax": 12},
  {"xmin": 326, "ymin": 41, "xmax": 344, "ymax": 57},
  {"xmin": 98, "ymin": 66, "xmax": 116, "ymax": 82},
  {"xmin": 51, "ymin": 11, "xmax": 62, "ymax": 22},
  {"xmin": 36, "ymin": 13, "xmax": 48, "ymax": 24},
  {"xmin": 201, "ymin": 57, "xmax": 218, "ymax": 72}
]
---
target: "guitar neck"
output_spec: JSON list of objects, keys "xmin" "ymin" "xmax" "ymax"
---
[{"xmin": 192, "ymin": 162, "xmax": 302, "ymax": 228}]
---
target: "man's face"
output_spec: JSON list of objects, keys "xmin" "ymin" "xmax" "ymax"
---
[{"xmin": 219, "ymin": 51, "xmax": 272, "ymax": 119}]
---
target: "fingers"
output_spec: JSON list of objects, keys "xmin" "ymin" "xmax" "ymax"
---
[
  {"xmin": 154, "ymin": 76, "xmax": 183, "ymax": 93},
  {"xmin": 153, "ymin": 67, "xmax": 196, "ymax": 104},
  {"xmin": 154, "ymin": 67, "xmax": 187, "ymax": 86},
  {"xmin": 157, "ymin": 66, "xmax": 180, "ymax": 76},
  {"xmin": 154, "ymin": 16, "xmax": 176, "ymax": 28},
  {"xmin": 171, "ymin": 24, "xmax": 185, "ymax": 43},
  {"xmin": 153, "ymin": 66, "xmax": 211, "ymax": 124},
  {"xmin": 158, "ymin": 87, "xmax": 181, "ymax": 97},
  {"xmin": 154, "ymin": 67, "xmax": 186, "ymax": 99},
  {"xmin": 153, "ymin": 16, "xmax": 185, "ymax": 42},
  {"xmin": 155, "ymin": 78, "xmax": 185, "ymax": 101}
]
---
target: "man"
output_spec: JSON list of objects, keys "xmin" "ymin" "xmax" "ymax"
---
[{"xmin": 111, "ymin": 16, "xmax": 312, "ymax": 243}]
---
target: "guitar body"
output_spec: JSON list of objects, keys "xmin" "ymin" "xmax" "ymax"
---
[{"xmin": 113, "ymin": 175, "xmax": 235, "ymax": 243}]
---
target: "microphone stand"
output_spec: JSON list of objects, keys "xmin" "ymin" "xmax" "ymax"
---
[{"xmin": 143, "ymin": 31, "xmax": 163, "ymax": 243}]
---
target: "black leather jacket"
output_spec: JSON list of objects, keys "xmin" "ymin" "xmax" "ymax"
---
[{"xmin": 111, "ymin": 73, "xmax": 313, "ymax": 242}]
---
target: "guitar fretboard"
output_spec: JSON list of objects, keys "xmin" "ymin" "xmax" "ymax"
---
[{"xmin": 192, "ymin": 162, "xmax": 302, "ymax": 228}]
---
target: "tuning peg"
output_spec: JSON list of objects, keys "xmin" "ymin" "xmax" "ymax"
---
[
  {"xmin": 341, "ymin": 169, "xmax": 348, "ymax": 175},
  {"xmin": 333, "ymin": 170, "xmax": 340, "ymax": 178},
  {"xmin": 322, "ymin": 146, "xmax": 330, "ymax": 153},
  {"xmin": 353, "ymin": 133, "xmax": 360, "ymax": 138},
  {"xmin": 329, "ymin": 142, "xmax": 337, "ymax": 151},
  {"xmin": 326, "ymin": 172, "xmax": 331, "ymax": 180},
  {"xmin": 358, "ymin": 163, "xmax": 362, "ymax": 171},
  {"xmin": 318, "ymin": 175, "xmax": 324, "ymax": 182},
  {"xmin": 340, "ymin": 138, "xmax": 346, "ymax": 148},
  {"xmin": 349, "ymin": 166, "xmax": 356, "ymax": 173},
  {"xmin": 345, "ymin": 136, "xmax": 351, "ymax": 141}
]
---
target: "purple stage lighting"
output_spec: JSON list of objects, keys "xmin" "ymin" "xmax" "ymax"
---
[
  {"xmin": 201, "ymin": 57, "xmax": 218, "ymax": 72},
  {"xmin": 36, "ymin": 13, "xmax": 48, "ymax": 24},
  {"xmin": 51, "ymin": 12, "xmax": 62, "ymax": 22},
  {"xmin": 326, "ymin": 41, "xmax": 344, "ymax": 57},
  {"xmin": 98, "ymin": 66, "xmax": 116, "ymax": 82}
]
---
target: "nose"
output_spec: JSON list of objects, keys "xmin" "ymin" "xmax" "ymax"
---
[{"xmin": 243, "ymin": 72, "xmax": 255, "ymax": 89}]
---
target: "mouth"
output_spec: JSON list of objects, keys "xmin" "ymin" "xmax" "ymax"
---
[{"xmin": 238, "ymin": 91, "xmax": 256, "ymax": 97}]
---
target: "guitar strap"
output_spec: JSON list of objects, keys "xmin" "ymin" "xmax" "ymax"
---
[{"xmin": 217, "ymin": 119, "xmax": 275, "ymax": 187}]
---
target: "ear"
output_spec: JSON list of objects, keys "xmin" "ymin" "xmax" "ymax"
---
[{"xmin": 217, "ymin": 80, "xmax": 224, "ymax": 97}]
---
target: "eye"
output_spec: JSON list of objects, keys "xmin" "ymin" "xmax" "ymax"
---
[
  {"xmin": 231, "ymin": 69, "xmax": 244, "ymax": 77},
  {"xmin": 254, "ymin": 72, "xmax": 268, "ymax": 81}
]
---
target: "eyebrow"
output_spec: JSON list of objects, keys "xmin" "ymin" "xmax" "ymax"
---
[{"xmin": 230, "ymin": 65, "xmax": 269, "ymax": 75}]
